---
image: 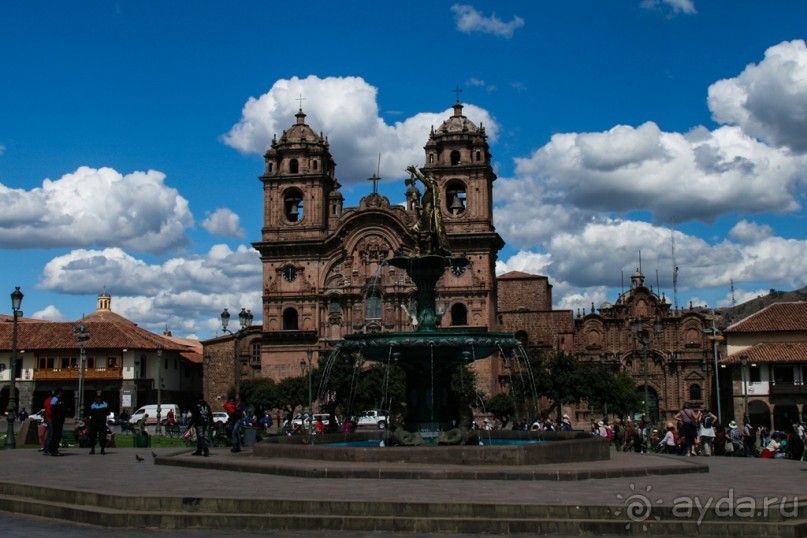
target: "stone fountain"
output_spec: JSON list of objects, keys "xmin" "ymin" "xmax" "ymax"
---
[{"xmin": 254, "ymin": 166, "xmax": 609, "ymax": 463}]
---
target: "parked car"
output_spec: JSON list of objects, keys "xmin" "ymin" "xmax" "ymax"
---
[
  {"xmin": 129, "ymin": 404, "xmax": 181, "ymax": 425},
  {"xmin": 106, "ymin": 411, "xmax": 118, "ymax": 426},
  {"xmin": 213, "ymin": 412, "xmax": 228, "ymax": 425},
  {"xmin": 355, "ymin": 410, "xmax": 388, "ymax": 429}
]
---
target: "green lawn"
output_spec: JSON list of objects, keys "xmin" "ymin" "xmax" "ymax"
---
[{"xmin": 1, "ymin": 432, "xmax": 192, "ymax": 450}]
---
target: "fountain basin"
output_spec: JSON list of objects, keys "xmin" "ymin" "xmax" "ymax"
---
[{"xmin": 253, "ymin": 431, "xmax": 608, "ymax": 466}]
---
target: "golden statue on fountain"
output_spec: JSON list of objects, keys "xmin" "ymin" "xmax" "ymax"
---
[{"xmin": 406, "ymin": 165, "xmax": 450, "ymax": 256}]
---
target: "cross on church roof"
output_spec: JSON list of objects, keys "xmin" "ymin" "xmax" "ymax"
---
[
  {"xmin": 452, "ymin": 84, "xmax": 463, "ymax": 103},
  {"xmin": 368, "ymin": 172, "xmax": 381, "ymax": 194},
  {"xmin": 296, "ymin": 93, "xmax": 306, "ymax": 110}
]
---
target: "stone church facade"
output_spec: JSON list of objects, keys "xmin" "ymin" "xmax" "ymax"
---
[
  {"xmin": 573, "ymin": 271, "xmax": 715, "ymax": 424},
  {"xmin": 203, "ymin": 102, "xmax": 715, "ymax": 424},
  {"xmin": 200, "ymin": 102, "xmax": 573, "ymax": 403}
]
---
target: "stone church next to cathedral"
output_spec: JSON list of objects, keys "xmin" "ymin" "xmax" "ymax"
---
[{"xmin": 202, "ymin": 100, "xmax": 715, "ymax": 426}]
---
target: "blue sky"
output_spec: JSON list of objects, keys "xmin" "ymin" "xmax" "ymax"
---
[{"xmin": 2, "ymin": 1, "xmax": 806, "ymax": 338}]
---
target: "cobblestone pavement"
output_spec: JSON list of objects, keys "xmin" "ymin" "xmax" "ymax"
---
[{"xmin": 0, "ymin": 446, "xmax": 805, "ymax": 535}]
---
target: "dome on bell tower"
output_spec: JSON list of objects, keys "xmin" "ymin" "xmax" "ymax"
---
[{"xmin": 434, "ymin": 101, "xmax": 485, "ymax": 136}]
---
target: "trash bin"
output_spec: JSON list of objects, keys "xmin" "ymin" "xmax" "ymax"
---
[
  {"xmin": 134, "ymin": 431, "xmax": 151, "ymax": 448},
  {"xmin": 243, "ymin": 427, "xmax": 257, "ymax": 447}
]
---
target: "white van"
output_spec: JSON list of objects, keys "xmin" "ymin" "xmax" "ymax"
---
[{"xmin": 129, "ymin": 404, "xmax": 180, "ymax": 425}]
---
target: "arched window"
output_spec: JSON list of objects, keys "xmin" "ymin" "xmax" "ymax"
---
[
  {"xmin": 284, "ymin": 189, "xmax": 303, "ymax": 222},
  {"xmin": 445, "ymin": 181, "xmax": 466, "ymax": 215},
  {"xmin": 515, "ymin": 330, "xmax": 529, "ymax": 346},
  {"xmin": 475, "ymin": 150, "xmax": 481, "ymax": 162},
  {"xmin": 268, "ymin": 162, "xmax": 274, "ymax": 173},
  {"xmin": 289, "ymin": 159, "xmax": 299, "ymax": 174},
  {"xmin": 428, "ymin": 153, "xmax": 434, "ymax": 164},
  {"xmin": 282, "ymin": 308, "xmax": 298, "ymax": 330},
  {"xmin": 450, "ymin": 303, "xmax": 468, "ymax": 326},
  {"xmin": 450, "ymin": 150, "xmax": 461, "ymax": 166},
  {"xmin": 689, "ymin": 384, "xmax": 702, "ymax": 401},
  {"xmin": 312, "ymin": 159, "xmax": 318, "ymax": 170},
  {"xmin": 366, "ymin": 287, "xmax": 381, "ymax": 320}
]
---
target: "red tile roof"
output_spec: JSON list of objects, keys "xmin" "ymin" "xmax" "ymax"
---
[
  {"xmin": 498, "ymin": 271, "xmax": 546, "ymax": 280},
  {"xmin": 722, "ymin": 343, "xmax": 807, "ymax": 364},
  {"xmin": 725, "ymin": 302, "xmax": 807, "ymax": 333},
  {"xmin": 0, "ymin": 319, "xmax": 186, "ymax": 352}
]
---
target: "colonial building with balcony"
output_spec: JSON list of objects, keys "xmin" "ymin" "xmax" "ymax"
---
[
  {"xmin": 722, "ymin": 302, "xmax": 807, "ymax": 431},
  {"xmin": 0, "ymin": 293, "xmax": 202, "ymax": 418}
]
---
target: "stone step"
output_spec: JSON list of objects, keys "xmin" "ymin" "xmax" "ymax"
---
[{"xmin": 0, "ymin": 485, "xmax": 804, "ymax": 536}]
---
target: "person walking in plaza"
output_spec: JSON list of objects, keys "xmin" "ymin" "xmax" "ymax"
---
[
  {"xmin": 698, "ymin": 408, "xmax": 717, "ymax": 456},
  {"xmin": 47, "ymin": 388, "xmax": 67, "ymax": 457},
  {"xmin": 674, "ymin": 404, "xmax": 698, "ymax": 456},
  {"xmin": 727, "ymin": 420, "xmax": 742, "ymax": 456},
  {"xmin": 189, "ymin": 396, "xmax": 213, "ymax": 457},
  {"xmin": 742, "ymin": 417, "xmax": 756, "ymax": 457},
  {"xmin": 87, "ymin": 393, "xmax": 111, "ymax": 455},
  {"xmin": 42, "ymin": 390, "xmax": 54, "ymax": 454},
  {"xmin": 228, "ymin": 394, "xmax": 246, "ymax": 453}
]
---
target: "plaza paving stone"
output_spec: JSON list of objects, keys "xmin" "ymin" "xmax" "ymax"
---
[{"xmin": 0, "ymin": 445, "xmax": 805, "ymax": 536}]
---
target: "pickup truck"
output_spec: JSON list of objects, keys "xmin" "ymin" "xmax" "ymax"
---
[{"xmin": 355, "ymin": 410, "xmax": 388, "ymax": 429}]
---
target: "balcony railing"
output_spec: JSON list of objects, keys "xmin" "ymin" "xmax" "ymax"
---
[
  {"xmin": 769, "ymin": 382, "xmax": 805, "ymax": 396},
  {"xmin": 33, "ymin": 367, "xmax": 123, "ymax": 381}
]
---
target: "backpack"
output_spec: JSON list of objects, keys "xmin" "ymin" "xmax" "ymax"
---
[{"xmin": 703, "ymin": 415, "xmax": 713, "ymax": 428}]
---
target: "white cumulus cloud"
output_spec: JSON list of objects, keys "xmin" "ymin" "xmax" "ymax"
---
[
  {"xmin": 640, "ymin": 0, "xmax": 697, "ymax": 15},
  {"xmin": 708, "ymin": 40, "xmax": 807, "ymax": 153},
  {"xmin": 0, "ymin": 166, "xmax": 193, "ymax": 254},
  {"xmin": 30, "ymin": 305, "xmax": 67, "ymax": 322},
  {"xmin": 38, "ymin": 244, "xmax": 262, "ymax": 336},
  {"xmin": 451, "ymin": 4, "xmax": 525, "ymax": 38},
  {"xmin": 222, "ymin": 75, "xmax": 498, "ymax": 184},
  {"xmin": 201, "ymin": 208, "xmax": 245, "ymax": 238},
  {"xmin": 506, "ymin": 122, "xmax": 803, "ymax": 226}
]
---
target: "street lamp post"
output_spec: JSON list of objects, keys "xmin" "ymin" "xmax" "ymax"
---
[
  {"xmin": 631, "ymin": 317, "xmax": 663, "ymax": 427},
  {"xmin": 220, "ymin": 307, "xmax": 253, "ymax": 396},
  {"xmin": 706, "ymin": 310, "xmax": 723, "ymax": 424},
  {"xmin": 156, "ymin": 347, "xmax": 163, "ymax": 436},
  {"xmin": 740, "ymin": 353, "xmax": 749, "ymax": 421},
  {"xmin": 203, "ymin": 354, "xmax": 210, "ymax": 404},
  {"xmin": 5, "ymin": 287, "xmax": 23, "ymax": 449},
  {"xmin": 72, "ymin": 323, "xmax": 91, "ymax": 421},
  {"xmin": 300, "ymin": 349, "xmax": 313, "ymax": 435}
]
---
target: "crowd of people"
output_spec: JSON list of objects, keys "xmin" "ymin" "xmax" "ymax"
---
[{"xmin": 588, "ymin": 405, "xmax": 805, "ymax": 460}]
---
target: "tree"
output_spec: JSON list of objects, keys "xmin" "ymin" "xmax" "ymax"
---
[
  {"xmin": 276, "ymin": 375, "xmax": 309, "ymax": 414},
  {"xmin": 236, "ymin": 378, "xmax": 278, "ymax": 416},
  {"xmin": 316, "ymin": 354, "xmax": 405, "ymax": 420},
  {"xmin": 507, "ymin": 350, "xmax": 637, "ymax": 420},
  {"xmin": 486, "ymin": 393, "xmax": 515, "ymax": 427},
  {"xmin": 592, "ymin": 371, "xmax": 641, "ymax": 419}
]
